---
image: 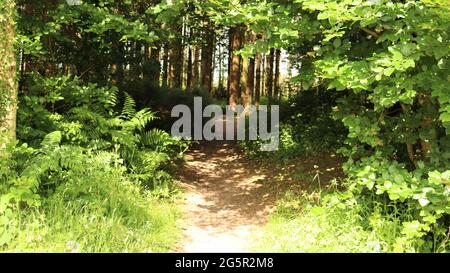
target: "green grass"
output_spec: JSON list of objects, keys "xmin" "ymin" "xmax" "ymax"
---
[
  {"xmin": 2, "ymin": 163, "xmax": 182, "ymax": 253},
  {"xmin": 252, "ymin": 191, "xmax": 403, "ymax": 253},
  {"xmin": 6, "ymin": 199, "xmax": 180, "ymax": 253},
  {"xmin": 5, "ymin": 195, "xmax": 181, "ymax": 253}
]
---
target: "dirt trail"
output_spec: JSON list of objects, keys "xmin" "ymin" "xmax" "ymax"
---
[{"xmin": 175, "ymin": 141, "xmax": 279, "ymax": 252}]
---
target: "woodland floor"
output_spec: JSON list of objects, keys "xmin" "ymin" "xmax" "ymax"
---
[{"xmin": 173, "ymin": 138, "xmax": 344, "ymax": 252}]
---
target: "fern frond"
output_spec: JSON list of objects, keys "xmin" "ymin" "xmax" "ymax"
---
[
  {"xmin": 122, "ymin": 108, "xmax": 157, "ymax": 132},
  {"xmin": 68, "ymin": 107, "xmax": 109, "ymax": 141},
  {"xmin": 120, "ymin": 92, "xmax": 137, "ymax": 119},
  {"xmin": 105, "ymin": 86, "xmax": 119, "ymax": 108},
  {"xmin": 141, "ymin": 129, "xmax": 172, "ymax": 150}
]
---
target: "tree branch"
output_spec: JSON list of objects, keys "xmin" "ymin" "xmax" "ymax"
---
[{"xmin": 360, "ymin": 27, "xmax": 380, "ymax": 39}]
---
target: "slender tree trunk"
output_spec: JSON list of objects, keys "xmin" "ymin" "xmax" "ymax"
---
[
  {"xmin": 201, "ymin": 28, "xmax": 214, "ymax": 93},
  {"xmin": 274, "ymin": 49, "xmax": 281, "ymax": 101},
  {"xmin": 169, "ymin": 23, "xmax": 183, "ymax": 88},
  {"xmin": 162, "ymin": 43, "xmax": 169, "ymax": 87},
  {"xmin": 241, "ymin": 30, "xmax": 254, "ymax": 108},
  {"xmin": 244, "ymin": 31, "xmax": 255, "ymax": 107},
  {"xmin": 151, "ymin": 46, "xmax": 161, "ymax": 86},
  {"xmin": 228, "ymin": 26, "xmax": 243, "ymax": 107},
  {"xmin": 255, "ymin": 53, "xmax": 262, "ymax": 107},
  {"xmin": 242, "ymin": 57, "xmax": 250, "ymax": 107},
  {"xmin": 227, "ymin": 28, "xmax": 232, "ymax": 98},
  {"xmin": 187, "ymin": 45, "xmax": 193, "ymax": 89},
  {"xmin": 211, "ymin": 36, "xmax": 216, "ymax": 95},
  {"xmin": 261, "ymin": 53, "xmax": 266, "ymax": 97},
  {"xmin": 182, "ymin": 23, "xmax": 187, "ymax": 89},
  {"xmin": 193, "ymin": 45, "xmax": 200, "ymax": 88},
  {"xmin": 246, "ymin": 56, "xmax": 255, "ymax": 106},
  {"xmin": 0, "ymin": 0, "xmax": 18, "ymax": 143},
  {"xmin": 218, "ymin": 44, "xmax": 223, "ymax": 92},
  {"xmin": 265, "ymin": 48, "xmax": 274, "ymax": 104}
]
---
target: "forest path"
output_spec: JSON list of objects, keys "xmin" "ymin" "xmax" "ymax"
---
[{"xmin": 174, "ymin": 140, "xmax": 280, "ymax": 252}]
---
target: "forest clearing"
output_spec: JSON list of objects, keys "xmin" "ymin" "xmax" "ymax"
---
[{"xmin": 0, "ymin": 0, "xmax": 449, "ymax": 255}]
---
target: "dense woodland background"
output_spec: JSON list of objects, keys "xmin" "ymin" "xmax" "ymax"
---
[{"xmin": 0, "ymin": 0, "xmax": 449, "ymax": 252}]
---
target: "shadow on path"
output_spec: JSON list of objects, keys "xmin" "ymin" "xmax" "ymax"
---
[{"xmin": 175, "ymin": 141, "xmax": 279, "ymax": 252}]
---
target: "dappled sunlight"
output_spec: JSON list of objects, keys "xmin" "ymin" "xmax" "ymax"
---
[
  {"xmin": 174, "ymin": 139, "xmax": 346, "ymax": 252},
  {"xmin": 175, "ymin": 141, "xmax": 282, "ymax": 252}
]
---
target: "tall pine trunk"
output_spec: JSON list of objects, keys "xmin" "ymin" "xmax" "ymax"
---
[
  {"xmin": 255, "ymin": 53, "xmax": 262, "ymax": 107},
  {"xmin": 187, "ymin": 45, "xmax": 193, "ymax": 89},
  {"xmin": 274, "ymin": 49, "xmax": 281, "ymax": 101},
  {"xmin": 244, "ymin": 31, "xmax": 255, "ymax": 107},
  {"xmin": 265, "ymin": 48, "xmax": 274, "ymax": 104},
  {"xmin": 169, "ymin": 23, "xmax": 183, "ymax": 88},
  {"xmin": 162, "ymin": 43, "xmax": 169, "ymax": 87},
  {"xmin": 242, "ymin": 57, "xmax": 250, "ymax": 107},
  {"xmin": 218, "ymin": 44, "xmax": 223, "ymax": 92},
  {"xmin": 228, "ymin": 26, "xmax": 243, "ymax": 107},
  {"xmin": 193, "ymin": 45, "xmax": 200, "ymax": 88},
  {"xmin": 151, "ymin": 46, "xmax": 161, "ymax": 86},
  {"xmin": 227, "ymin": 27, "xmax": 232, "ymax": 99},
  {"xmin": 201, "ymin": 28, "xmax": 214, "ymax": 93},
  {"xmin": 261, "ymin": 53, "xmax": 266, "ymax": 97},
  {"xmin": 185, "ymin": 27, "xmax": 193, "ymax": 89}
]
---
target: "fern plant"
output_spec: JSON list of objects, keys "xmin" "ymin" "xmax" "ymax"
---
[{"xmin": 16, "ymin": 75, "xmax": 189, "ymax": 193}]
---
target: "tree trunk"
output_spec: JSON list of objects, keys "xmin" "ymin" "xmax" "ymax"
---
[
  {"xmin": 227, "ymin": 28, "xmax": 232, "ymax": 98},
  {"xmin": 255, "ymin": 53, "xmax": 262, "ymax": 107},
  {"xmin": 242, "ymin": 57, "xmax": 250, "ymax": 107},
  {"xmin": 162, "ymin": 43, "xmax": 169, "ymax": 87},
  {"xmin": 211, "ymin": 36, "xmax": 216, "ymax": 95},
  {"xmin": 193, "ymin": 45, "xmax": 200, "ymax": 88},
  {"xmin": 228, "ymin": 26, "xmax": 243, "ymax": 107},
  {"xmin": 249, "ymin": 57, "xmax": 255, "ymax": 99},
  {"xmin": 244, "ymin": 31, "xmax": 255, "ymax": 107},
  {"xmin": 0, "ymin": 0, "xmax": 18, "ymax": 143},
  {"xmin": 274, "ymin": 49, "xmax": 281, "ymax": 101},
  {"xmin": 201, "ymin": 28, "xmax": 214, "ymax": 93},
  {"xmin": 218, "ymin": 44, "xmax": 223, "ymax": 92},
  {"xmin": 265, "ymin": 48, "xmax": 274, "ymax": 104},
  {"xmin": 151, "ymin": 45, "xmax": 161, "ymax": 86},
  {"xmin": 261, "ymin": 53, "xmax": 266, "ymax": 97},
  {"xmin": 187, "ymin": 45, "xmax": 193, "ymax": 89},
  {"xmin": 169, "ymin": 23, "xmax": 183, "ymax": 88}
]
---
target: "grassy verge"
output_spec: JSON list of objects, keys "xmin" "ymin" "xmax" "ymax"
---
[
  {"xmin": 7, "ymin": 201, "xmax": 180, "ymax": 253},
  {"xmin": 252, "ymin": 190, "xmax": 402, "ymax": 253},
  {"xmin": 1, "ymin": 163, "xmax": 182, "ymax": 253}
]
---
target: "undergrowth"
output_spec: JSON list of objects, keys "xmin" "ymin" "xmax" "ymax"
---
[
  {"xmin": 253, "ymin": 189, "xmax": 405, "ymax": 253},
  {"xmin": 0, "ymin": 75, "xmax": 188, "ymax": 252}
]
